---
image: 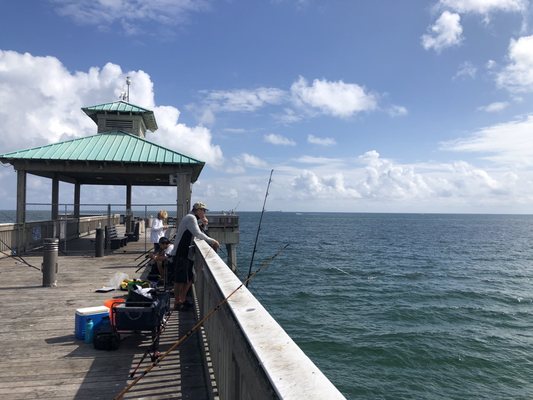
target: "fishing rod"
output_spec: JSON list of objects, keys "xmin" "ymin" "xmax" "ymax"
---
[
  {"xmin": 128, "ymin": 303, "xmax": 175, "ymax": 379},
  {"xmin": 113, "ymin": 243, "xmax": 289, "ymax": 400},
  {"xmin": 245, "ymin": 169, "xmax": 273, "ymax": 287},
  {"xmin": 134, "ymin": 246, "xmax": 154, "ymax": 261},
  {"xmin": 0, "ymin": 238, "xmax": 40, "ymax": 270}
]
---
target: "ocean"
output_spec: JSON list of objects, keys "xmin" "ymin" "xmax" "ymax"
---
[
  {"xmin": 234, "ymin": 212, "xmax": 533, "ymax": 400},
  {"xmin": 2, "ymin": 211, "xmax": 532, "ymax": 399}
]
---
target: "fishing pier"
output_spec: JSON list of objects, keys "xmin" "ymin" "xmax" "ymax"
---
[
  {"xmin": 0, "ymin": 225, "xmax": 345, "ymax": 399},
  {"xmin": 0, "ymin": 95, "xmax": 345, "ymax": 399}
]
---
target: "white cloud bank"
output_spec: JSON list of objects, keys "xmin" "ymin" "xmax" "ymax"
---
[
  {"xmin": 1, "ymin": 50, "xmax": 533, "ymax": 213},
  {"xmin": 0, "ymin": 50, "xmax": 222, "ymax": 166},
  {"xmin": 192, "ymin": 75, "xmax": 383, "ymax": 124}
]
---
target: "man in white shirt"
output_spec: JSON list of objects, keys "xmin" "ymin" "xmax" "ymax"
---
[{"xmin": 171, "ymin": 202, "xmax": 219, "ymax": 310}]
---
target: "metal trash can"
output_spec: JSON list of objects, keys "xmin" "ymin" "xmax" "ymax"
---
[
  {"xmin": 42, "ymin": 238, "xmax": 59, "ymax": 287},
  {"xmin": 95, "ymin": 228, "xmax": 104, "ymax": 257}
]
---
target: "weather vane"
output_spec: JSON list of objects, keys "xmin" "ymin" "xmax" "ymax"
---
[{"xmin": 120, "ymin": 76, "xmax": 131, "ymax": 102}]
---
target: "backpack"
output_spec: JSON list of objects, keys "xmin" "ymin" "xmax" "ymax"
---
[{"xmin": 93, "ymin": 317, "xmax": 120, "ymax": 351}]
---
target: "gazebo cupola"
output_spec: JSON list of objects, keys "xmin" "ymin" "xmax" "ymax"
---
[{"xmin": 81, "ymin": 100, "xmax": 158, "ymax": 139}]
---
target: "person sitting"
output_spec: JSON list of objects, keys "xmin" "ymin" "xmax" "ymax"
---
[{"xmin": 150, "ymin": 236, "xmax": 174, "ymax": 287}]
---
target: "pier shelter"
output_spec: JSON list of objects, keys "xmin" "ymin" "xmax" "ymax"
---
[{"xmin": 0, "ymin": 100, "xmax": 203, "ymax": 253}]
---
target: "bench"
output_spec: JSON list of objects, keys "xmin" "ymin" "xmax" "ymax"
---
[
  {"xmin": 105, "ymin": 225, "xmax": 128, "ymax": 250},
  {"xmin": 125, "ymin": 221, "xmax": 140, "ymax": 242}
]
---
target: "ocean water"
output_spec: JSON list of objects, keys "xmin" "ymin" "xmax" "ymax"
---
[
  {"xmin": 233, "ymin": 212, "xmax": 533, "ymax": 400},
  {"xmin": 3, "ymin": 210, "xmax": 532, "ymax": 398}
]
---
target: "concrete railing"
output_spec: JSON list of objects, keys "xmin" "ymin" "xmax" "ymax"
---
[
  {"xmin": 193, "ymin": 239, "xmax": 346, "ymax": 400},
  {"xmin": 0, "ymin": 214, "xmax": 120, "ymax": 255}
]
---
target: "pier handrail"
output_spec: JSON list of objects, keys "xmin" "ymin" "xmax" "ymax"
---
[{"xmin": 194, "ymin": 239, "xmax": 346, "ymax": 400}]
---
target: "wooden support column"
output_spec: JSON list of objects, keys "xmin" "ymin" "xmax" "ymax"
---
[
  {"xmin": 74, "ymin": 182, "xmax": 80, "ymax": 218},
  {"xmin": 176, "ymin": 172, "xmax": 191, "ymax": 222},
  {"xmin": 51, "ymin": 176, "xmax": 59, "ymax": 220},
  {"xmin": 74, "ymin": 182, "xmax": 81, "ymax": 237},
  {"xmin": 16, "ymin": 170, "xmax": 27, "ymax": 254},
  {"xmin": 126, "ymin": 183, "xmax": 132, "ymax": 231},
  {"xmin": 51, "ymin": 176, "xmax": 59, "ymax": 238}
]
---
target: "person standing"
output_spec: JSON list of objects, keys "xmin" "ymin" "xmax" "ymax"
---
[
  {"xmin": 151, "ymin": 210, "xmax": 168, "ymax": 251},
  {"xmin": 172, "ymin": 202, "xmax": 219, "ymax": 310}
]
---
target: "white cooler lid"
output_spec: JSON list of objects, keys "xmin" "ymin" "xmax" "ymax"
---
[{"xmin": 76, "ymin": 306, "xmax": 109, "ymax": 316}]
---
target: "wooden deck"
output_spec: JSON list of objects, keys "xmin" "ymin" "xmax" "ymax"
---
[{"xmin": 0, "ymin": 230, "xmax": 216, "ymax": 399}]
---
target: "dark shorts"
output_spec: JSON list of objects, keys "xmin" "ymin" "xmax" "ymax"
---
[{"xmin": 173, "ymin": 256, "xmax": 194, "ymax": 283}]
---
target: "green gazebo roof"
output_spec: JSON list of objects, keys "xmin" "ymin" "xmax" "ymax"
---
[
  {"xmin": 82, "ymin": 100, "xmax": 158, "ymax": 132},
  {"xmin": 0, "ymin": 131, "xmax": 200, "ymax": 164},
  {"xmin": 0, "ymin": 131, "xmax": 205, "ymax": 184}
]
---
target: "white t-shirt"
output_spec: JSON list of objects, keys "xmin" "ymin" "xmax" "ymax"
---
[{"xmin": 150, "ymin": 218, "xmax": 165, "ymax": 244}]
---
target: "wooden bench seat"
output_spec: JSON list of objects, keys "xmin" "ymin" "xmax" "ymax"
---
[
  {"xmin": 125, "ymin": 221, "xmax": 140, "ymax": 242},
  {"xmin": 105, "ymin": 225, "xmax": 128, "ymax": 249}
]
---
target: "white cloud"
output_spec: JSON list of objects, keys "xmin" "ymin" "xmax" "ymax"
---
[
  {"xmin": 51, "ymin": 0, "xmax": 211, "ymax": 35},
  {"xmin": 291, "ymin": 170, "xmax": 361, "ymax": 199},
  {"xmin": 387, "ymin": 105, "xmax": 408, "ymax": 117},
  {"xmin": 237, "ymin": 153, "xmax": 268, "ymax": 168},
  {"xmin": 356, "ymin": 151, "xmax": 433, "ymax": 199},
  {"xmin": 196, "ymin": 76, "xmax": 381, "ymax": 123},
  {"xmin": 438, "ymin": 0, "xmax": 528, "ymax": 14},
  {"xmin": 276, "ymin": 108, "xmax": 303, "ymax": 124},
  {"xmin": 294, "ymin": 155, "xmax": 342, "ymax": 165},
  {"xmin": 285, "ymin": 150, "xmax": 512, "ymax": 206},
  {"xmin": 0, "ymin": 50, "xmax": 223, "ymax": 165},
  {"xmin": 486, "ymin": 59, "xmax": 497, "ymax": 69},
  {"xmin": 421, "ymin": 11, "xmax": 463, "ymax": 52},
  {"xmin": 290, "ymin": 76, "xmax": 378, "ymax": 118},
  {"xmin": 477, "ymin": 101, "xmax": 510, "ymax": 112},
  {"xmin": 454, "ymin": 61, "xmax": 477, "ymax": 79},
  {"xmin": 264, "ymin": 133, "xmax": 296, "ymax": 146},
  {"xmin": 441, "ymin": 114, "xmax": 533, "ymax": 166},
  {"xmin": 307, "ymin": 134, "xmax": 336, "ymax": 146},
  {"xmin": 202, "ymin": 87, "xmax": 286, "ymax": 112},
  {"xmin": 193, "ymin": 87, "xmax": 286, "ymax": 125},
  {"xmin": 496, "ymin": 35, "xmax": 533, "ymax": 92}
]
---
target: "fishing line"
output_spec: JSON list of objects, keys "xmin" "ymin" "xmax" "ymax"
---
[
  {"xmin": 0, "ymin": 238, "xmax": 40, "ymax": 270},
  {"xmin": 113, "ymin": 243, "xmax": 289, "ymax": 400},
  {"xmin": 245, "ymin": 169, "xmax": 273, "ymax": 287},
  {"xmin": 329, "ymin": 265, "xmax": 352, "ymax": 276}
]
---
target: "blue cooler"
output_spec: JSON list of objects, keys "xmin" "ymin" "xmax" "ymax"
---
[{"xmin": 75, "ymin": 306, "xmax": 109, "ymax": 340}]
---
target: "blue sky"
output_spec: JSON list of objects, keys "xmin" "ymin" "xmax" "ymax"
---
[{"xmin": 1, "ymin": 0, "xmax": 533, "ymax": 213}]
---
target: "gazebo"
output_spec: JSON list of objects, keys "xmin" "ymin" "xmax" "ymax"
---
[{"xmin": 0, "ymin": 100, "xmax": 205, "ymax": 252}]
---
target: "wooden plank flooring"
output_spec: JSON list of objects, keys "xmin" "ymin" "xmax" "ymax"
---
[{"xmin": 0, "ymin": 230, "xmax": 215, "ymax": 399}]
